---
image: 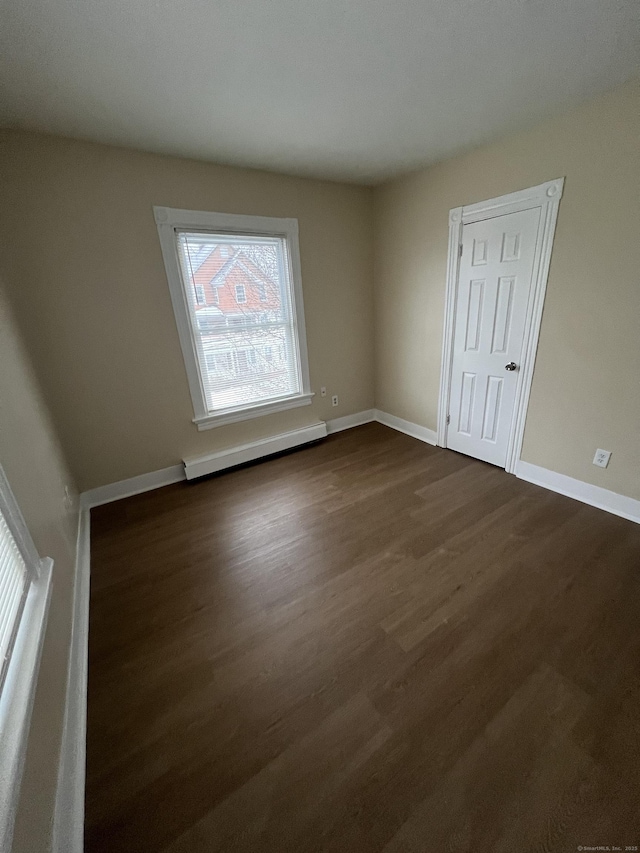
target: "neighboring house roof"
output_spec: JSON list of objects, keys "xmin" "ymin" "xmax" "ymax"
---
[
  {"xmin": 209, "ymin": 251, "xmax": 242, "ymax": 287},
  {"xmin": 188, "ymin": 246, "xmax": 232, "ymax": 285},
  {"xmin": 183, "ymin": 242, "xmax": 216, "ymax": 274},
  {"xmin": 190, "ymin": 245, "xmax": 278, "ymax": 312}
]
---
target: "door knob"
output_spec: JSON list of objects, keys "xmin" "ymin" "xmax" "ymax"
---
[{"xmin": 505, "ymin": 362, "xmax": 518, "ymax": 371}]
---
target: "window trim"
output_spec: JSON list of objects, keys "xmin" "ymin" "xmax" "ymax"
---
[
  {"xmin": 154, "ymin": 207, "xmax": 313, "ymax": 430},
  {"xmin": 0, "ymin": 463, "xmax": 53, "ymax": 851}
]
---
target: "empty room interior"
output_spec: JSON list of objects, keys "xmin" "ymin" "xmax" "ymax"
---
[{"xmin": 0, "ymin": 0, "xmax": 639, "ymax": 850}]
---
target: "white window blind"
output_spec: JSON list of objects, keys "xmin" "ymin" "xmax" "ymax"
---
[
  {"xmin": 0, "ymin": 464, "xmax": 52, "ymax": 850},
  {"xmin": 0, "ymin": 507, "xmax": 30, "ymax": 690},
  {"xmin": 176, "ymin": 231, "xmax": 303, "ymax": 416}
]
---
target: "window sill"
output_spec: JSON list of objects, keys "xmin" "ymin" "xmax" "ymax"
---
[
  {"xmin": 193, "ymin": 392, "xmax": 314, "ymax": 430},
  {"xmin": 0, "ymin": 557, "xmax": 53, "ymax": 851}
]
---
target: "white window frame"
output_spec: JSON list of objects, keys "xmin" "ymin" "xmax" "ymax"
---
[
  {"xmin": 0, "ymin": 463, "xmax": 53, "ymax": 851},
  {"xmin": 194, "ymin": 284, "xmax": 206, "ymax": 305},
  {"xmin": 234, "ymin": 284, "xmax": 246, "ymax": 304},
  {"xmin": 154, "ymin": 207, "xmax": 313, "ymax": 430}
]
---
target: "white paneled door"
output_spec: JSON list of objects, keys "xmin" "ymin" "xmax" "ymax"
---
[{"xmin": 447, "ymin": 207, "xmax": 541, "ymax": 467}]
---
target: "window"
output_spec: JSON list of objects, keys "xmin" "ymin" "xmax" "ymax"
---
[
  {"xmin": 155, "ymin": 207, "xmax": 312, "ymax": 429},
  {"xmin": 0, "ymin": 463, "xmax": 52, "ymax": 844},
  {"xmin": 0, "ymin": 467, "xmax": 50, "ymax": 692},
  {"xmin": 0, "ymin": 511, "xmax": 29, "ymax": 689},
  {"xmin": 235, "ymin": 349, "xmax": 249, "ymax": 374},
  {"xmin": 194, "ymin": 284, "xmax": 206, "ymax": 305}
]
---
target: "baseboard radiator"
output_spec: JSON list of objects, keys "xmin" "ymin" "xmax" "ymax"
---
[{"xmin": 182, "ymin": 422, "xmax": 328, "ymax": 480}]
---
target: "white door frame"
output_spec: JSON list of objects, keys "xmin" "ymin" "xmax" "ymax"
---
[{"xmin": 437, "ymin": 177, "xmax": 564, "ymax": 474}]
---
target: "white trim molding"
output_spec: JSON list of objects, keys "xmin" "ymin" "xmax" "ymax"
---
[
  {"xmin": 326, "ymin": 410, "xmax": 376, "ymax": 434},
  {"xmin": 374, "ymin": 410, "xmax": 437, "ymax": 446},
  {"xmin": 438, "ymin": 206, "xmax": 464, "ymax": 449},
  {"xmin": 193, "ymin": 393, "xmax": 313, "ymax": 430},
  {"xmin": 516, "ymin": 461, "xmax": 640, "ymax": 525},
  {"xmin": 438, "ymin": 177, "xmax": 565, "ymax": 474},
  {"xmin": 52, "ymin": 510, "xmax": 91, "ymax": 853},
  {"xmin": 0, "ymin": 463, "xmax": 54, "ymax": 852},
  {"xmin": 183, "ymin": 422, "xmax": 328, "ymax": 480},
  {"xmin": 154, "ymin": 206, "xmax": 313, "ymax": 431},
  {"xmin": 79, "ymin": 411, "xmax": 441, "ymax": 508},
  {"xmin": 0, "ymin": 558, "xmax": 52, "ymax": 853},
  {"xmin": 80, "ymin": 465, "xmax": 185, "ymax": 509}
]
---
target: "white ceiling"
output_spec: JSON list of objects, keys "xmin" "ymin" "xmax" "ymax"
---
[{"xmin": 0, "ymin": 0, "xmax": 638, "ymax": 184}]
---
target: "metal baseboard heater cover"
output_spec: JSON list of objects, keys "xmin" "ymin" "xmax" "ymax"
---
[{"xmin": 183, "ymin": 422, "xmax": 328, "ymax": 480}]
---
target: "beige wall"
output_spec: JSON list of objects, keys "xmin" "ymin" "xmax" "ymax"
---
[
  {"xmin": 1, "ymin": 80, "xmax": 638, "ymax": 504},
  {"xmin": 0, "ymin": 73, "xmax": 637, "ymax": 853},
  {"xmin": 0, "ymin": 283, "xmax": 79, "ymax": 851},
  {"xmin": 0, "ymin": 132, "xmax": 375, "ymax": 492},
  {"xmin": 374, "ymin": 78, "xmax": 640, "ymax": 500}
]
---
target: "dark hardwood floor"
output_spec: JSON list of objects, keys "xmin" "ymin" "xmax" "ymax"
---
[{"xmin": 86, "ymin": 423, "xmax": 640, "ymax": 852}]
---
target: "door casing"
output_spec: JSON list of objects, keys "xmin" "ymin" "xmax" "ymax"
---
[{"xmin": 438, "ymin": 178, "xmax": 564, "ymax": 474}]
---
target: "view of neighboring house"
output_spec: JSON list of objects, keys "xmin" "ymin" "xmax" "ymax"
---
[{"xmin": 181, "ymin": 239, "xmax": 299, "ymax": 411}]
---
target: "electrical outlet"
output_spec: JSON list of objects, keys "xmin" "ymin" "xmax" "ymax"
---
[
  {"xmin": 320, "ymin": 386, "xmax": 327, "ymax": 397},
  {"xmin": 331, "ymin": 394, "xmax": 339, "ymax": 407},
  {"xmin": 593, "ymin": 449, "xmax": 611, "ymax": 468}
]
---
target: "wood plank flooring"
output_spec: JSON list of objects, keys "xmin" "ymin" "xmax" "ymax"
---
[{"xmin": 86, "ymin": 423, "xmax": 640, "ymax": 852}]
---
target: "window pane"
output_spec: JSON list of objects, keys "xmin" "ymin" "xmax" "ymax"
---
[{"xmin": 176, "ymin": 232, "xmax": 301, "ymax": 413}]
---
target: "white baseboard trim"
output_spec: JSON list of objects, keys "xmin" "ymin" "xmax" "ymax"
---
[
  {"xmin": 374, "ymin": 409, "xmax": 438, "ymax": 446},
  {"xmin": 80, "ymin": 465, "xmax": 185, "ymax": 509},
  {"xmin": 52, "ymin": 509, "xmax": 90, "ymax": 853},
  {"xmin": 79, "ymin": 410, "xmax": 439, "ymax": 507},
  {"xmin": 516, "ymin": 460, "xmax": 640, "ymax": 525},
  {"xmin": 326, "ymin": 409, "xmax": 376, "ymax": 434},
  {"xmin": 183, "ymin": 422, "xmax": 328, "ymax": 480}
]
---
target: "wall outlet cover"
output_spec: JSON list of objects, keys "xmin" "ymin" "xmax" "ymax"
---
[{"xmin": 593, "ymin": 449, "xmax": 611, "ymax": 468}]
